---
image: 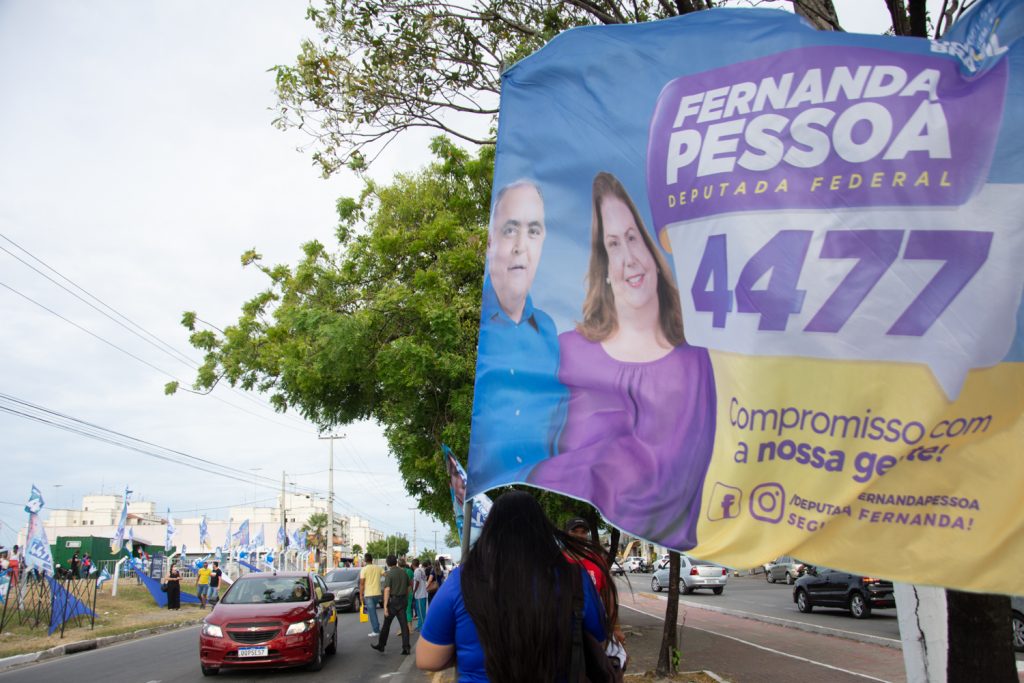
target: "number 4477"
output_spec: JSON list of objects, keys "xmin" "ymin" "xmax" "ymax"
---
[{"xmin": 691, "ymin": 229, "xmax": 993, "ymax": 336}]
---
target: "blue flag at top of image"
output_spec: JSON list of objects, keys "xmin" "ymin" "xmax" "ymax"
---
[
  {"xmin": 443, "ymin": 445, "xmax": 491, "ymax": 546},
  {"xmin": 466, "ymin": 0, "xmax": 1024, "ymax": 595},
  {"xmin": 24, "ymin": 484, "xmax": 44, "ymax": 514}
]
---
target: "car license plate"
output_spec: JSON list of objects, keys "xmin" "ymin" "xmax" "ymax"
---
[{"xmin": 238, "ymin": 646, "xmax": 268, "ymax": 658}]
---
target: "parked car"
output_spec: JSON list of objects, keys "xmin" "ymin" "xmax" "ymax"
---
[
  {"xmin": 765, "ymin": 556, "xmax": 806, "ymax": 584},
  {"xmin": 623, "ymin": 556, "xmax": 648, "ymax": 573},
  {"xmin": 324, "ymin": 567, "xmax": 362, "ymax": 612},
  {"xmin": 1012, "ymin": 596, "xmax": 1024, "ymax": 653},
  {"xmin": 651, "ymin": 555, "xmax": 728, "ymax": 595},
  {"xmin": 199, "ymin": 571, "xmax": 338, "ymax": 676},
  {"xmin": 792, "ymin": 566, "xmax": 894, "ymax": 619}
]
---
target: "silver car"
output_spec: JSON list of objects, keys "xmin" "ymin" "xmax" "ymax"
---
[
  {"xmin": 765, "ymin": 556, "xmax": 805, "ymax": 585},
  {"xmin": 650, "ymin": 556, "xmax": 728, "ymax": 595}
]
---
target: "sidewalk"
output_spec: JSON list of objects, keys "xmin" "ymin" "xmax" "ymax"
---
[{"xmin": 396, "ymin": 588, "xmax": 907, "ymax": 683}]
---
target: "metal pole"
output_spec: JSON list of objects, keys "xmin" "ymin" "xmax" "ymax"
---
[
  {"xmin": 319, "ymin": 434, "xmax": 343, "ymax": 572},
  {"xmin": 280, "ymin": 471, "xmax": 286, "ymax": 555},
  {"xmin": 409, "ymin": 508, "xmax": 417, "ymax": 557}
]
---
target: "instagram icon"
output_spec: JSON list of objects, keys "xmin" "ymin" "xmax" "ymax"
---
[
  {"xmin": 706, "ymin": 483, "xmax": 742, "ymax": 522},
  {"xmin": 749, "ymin": 482, "xmax": 786, "ymax": 524}
]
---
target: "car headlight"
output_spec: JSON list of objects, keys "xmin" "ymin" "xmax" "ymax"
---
[
  {"xmin": 202, "ymin": 623, "xmax": 224, "ymax": 638},
  {"xmin": 285, "ymin": 619, "xmax": 316, "ymax": 635}
]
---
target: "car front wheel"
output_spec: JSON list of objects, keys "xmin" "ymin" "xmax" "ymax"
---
[
  {"xmin": 786, "ymin": 572, "xmax": 795, "ymax": 585},
  {"xmin": 796, "ymin": 589, "xmax": 813, "ymax": 613},
  {"xmin": 307, "ymin": 632, "xmax": 325, "ymax": 671},
  {"xmin": 849, "ymin": 592, "xmax": 871, "ymax": 619},
  {"xmin": 651, "ymin": 577, "xmax": 662, "ymax": 592},
  {"xmin": 765, "ymin": 572, "xmax": 772, "ymax": 583}
]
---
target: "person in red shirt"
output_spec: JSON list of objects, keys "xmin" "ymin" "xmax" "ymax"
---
[{"xmin": 565, "ymin": 518, "xmax": 625, "ymax": 649}]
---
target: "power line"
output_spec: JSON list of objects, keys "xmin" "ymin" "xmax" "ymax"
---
[
  {"xmin": 0, "ymin": 232, "xmax": 313, "ymax": 431},
  {"xmin": 0, "ymin": 278, "xmax": 312, "ymax": 435},
  {"xmin": 0, "ymin": 392, "xmax": 326, "ymax": 496}
]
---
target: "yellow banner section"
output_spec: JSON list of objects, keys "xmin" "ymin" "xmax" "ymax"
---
[{"xmin": 693, "ymin": 352, "xmax": 1024, "ymax": 596}]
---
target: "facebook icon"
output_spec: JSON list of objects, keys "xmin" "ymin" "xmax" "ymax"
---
[{"xmin": 707, "ymin": 482, "xmax": 742, "ymax": 522}]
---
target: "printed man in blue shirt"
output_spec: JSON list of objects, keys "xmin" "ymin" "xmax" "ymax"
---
[{"xmin": 467, "ymin": 180, "xmax": 566, "ymax": 496}]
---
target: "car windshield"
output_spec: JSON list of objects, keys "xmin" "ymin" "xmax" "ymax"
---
[
  {"xmin": 222, "ymin": 577, "xmax": 310, "ymax": 604},
  {"xmin": 325, "ymin": 569, "xmax": 360, "ymax": 582}
]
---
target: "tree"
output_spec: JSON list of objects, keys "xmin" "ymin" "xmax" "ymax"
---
[
  {"xmin": 176, "ymin": 138, "xmax": 493, "ymax": 523},
  {"xmin": 656, "ymin": 552, "xmax": 682, "ymax": 677},
  {"xmin": 352, "ymin": 543, "xmax": 363, "ymax": 557},
  {"xmin": 367, "ymin": 534, "xmax": 410, "ymax": 558},
  {"xmin": 418, "ymin": 548, "xmax": 438, "ymax": 563},
  {"xmin": 271, "ymin": 0, "xmax": 980, "ymax": 177},
  {"xmin": 301, "ymin": 511, "xmax": 330, "ymax": 555}
]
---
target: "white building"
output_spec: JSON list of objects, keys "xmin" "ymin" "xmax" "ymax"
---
[{"xmin": 31, "ymin": 492, "xmax": 379, "ymax": 559}]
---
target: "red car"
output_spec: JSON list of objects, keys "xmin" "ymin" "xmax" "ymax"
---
[{"xmin": 199, "ymin": 571, "xmax": 338, "ymax": 676}]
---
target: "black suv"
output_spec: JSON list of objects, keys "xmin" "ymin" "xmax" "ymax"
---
[{"xmin": 792, "ymin": 566, "xmax": 895, "ymax": 619}]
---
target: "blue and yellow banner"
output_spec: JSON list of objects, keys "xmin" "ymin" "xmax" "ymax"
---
[{"xmin": 466, "ymin": 0, "xmax": 1024, "ymax": 594}]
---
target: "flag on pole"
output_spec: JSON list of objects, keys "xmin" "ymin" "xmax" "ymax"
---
[
  {"xmin": 199, "ymin": 515, "xmax": 209, "ymax": 548},
  {"xmin": 191, "ymin": 554, "xmax": 211, "ymax": 570},
  {"xmin": 164, "ymin": 508, "xmax": 175, "ymax": 552},
  {"xmin": 231, "ymin": 519, "xmax": 250, "ymax": 548},
  {"xmin": 24, "ymin": 486, "xmax": 54, "ymax": 576},
  {"xmin": 223, "ymin": 519, "xmax": 233, "ymax": 551},
  {"xmin": 109, "ymin": 486, "xmax": 131, "ymax": 554},
  {"xmin": 444, "ymin": 444, "xmax": 492, "ymax": 546},
  {"xmin": 96, "ymin": 567, "xmax": 111, "ymax": 589},
  {"xmin": 265, "ymin": 548, "xmax": 275, "ymax": 567},
  {"xmin": 126, "ymin": 525, "xmax": 134, "ymax": 553},
  {"xmin": 277, "ymin": 525, "xmax": 286, "ymax": 547},
  {"xmin": 254, "ymin": 524, "xmax": 265, "ymax": 549},
  {"xmin": 24, "ymin": 484, "xmax": 44, "ymax": 514}
]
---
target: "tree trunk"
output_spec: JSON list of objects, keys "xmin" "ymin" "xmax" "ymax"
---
[
  {"xmin": 946, "ymin": 591, "xmax": 1016, "ymax": 681},
  {"xmin": 885, "ymin": 0, "xmax": 914, "ymax": 35},
  {"xmin": 792, "ymin": 0, "xmax": 843, "ymax": 31},
  {"xmin": 908, "ymin": 0, "xmax": 928, "ymax": 37},
  {"xmin": 656, "ymin": 551, "xmax": 681, "ymax": 676}
]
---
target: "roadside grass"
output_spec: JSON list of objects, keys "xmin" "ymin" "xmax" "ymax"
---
[{"xmin": 0, "ymin": 582, "xmax": 204, "ymax": 658}]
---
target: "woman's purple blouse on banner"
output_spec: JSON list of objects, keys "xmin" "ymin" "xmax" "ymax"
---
[{"xmin": 528, "ymin": 329, "xmax": 717, "ymax": 550}]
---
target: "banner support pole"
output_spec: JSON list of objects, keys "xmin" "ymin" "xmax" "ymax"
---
[{"xmin": 459, "ymin": 498, "xmax": 472, "ymax": 562}]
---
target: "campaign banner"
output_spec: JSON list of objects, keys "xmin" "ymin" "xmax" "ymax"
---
[{"xmin": 466, "ymin": 0, "xmax": 1024, "ymax": 594}]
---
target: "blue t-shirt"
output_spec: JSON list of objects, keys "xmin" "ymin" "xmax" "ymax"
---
[
  {"xmin": 467, "ymin": 280, "xmax": 568, "ymax": 496},
  {"xmin": 420, "ymin": 565, "xmax": 606, "ymax": 683}
]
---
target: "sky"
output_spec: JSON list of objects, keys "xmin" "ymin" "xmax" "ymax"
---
[{"xmin": 0, "ymin": 0, "xmax": 945, "ymax": 554}]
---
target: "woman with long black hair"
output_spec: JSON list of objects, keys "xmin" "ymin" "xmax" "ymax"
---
[{"xmin": 416, "ymin": 490, "xmax": 613, "ymax": 682}]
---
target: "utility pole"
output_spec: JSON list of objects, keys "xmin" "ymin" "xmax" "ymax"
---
[
  {"xmin": 318, "ymin": 434, "xmax": 344, "ymax": 572},
  {"xmin": 409, "ymin": 507, "xmax": 417, "ymax": 557},
  {"xmin": 280, "ymin": 471, "xmax": 286, "ymax": 554},
  {"xmin": 433, "ymin": 530, "xmax": 438, "ymax": 553}
]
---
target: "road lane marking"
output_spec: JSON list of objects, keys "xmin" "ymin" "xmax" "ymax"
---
[
  {"xmin": 632, "ymin": 589, "xmax": 901, "ymax": 646},
  {"xmin": 620, "ymin": 602, "xmax": 894, "ymax": 683}
]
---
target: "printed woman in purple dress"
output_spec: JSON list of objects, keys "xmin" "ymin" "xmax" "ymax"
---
[{"xmin": 528, "ymin": 172, "xmax": 716, "ymax": 551}]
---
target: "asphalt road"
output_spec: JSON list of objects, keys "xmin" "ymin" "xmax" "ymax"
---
[
  {"xmin": 615, "ymin": 572, "xmax": 901, "ymax": 645},
  {"xmin": 0, "ymin": 607, "xmax": 419, "ymax": 683}
]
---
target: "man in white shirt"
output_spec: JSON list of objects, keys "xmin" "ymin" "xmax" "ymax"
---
[{"xmin": 411, "ymin": 558, "xmax": 428, "ymax": 630}]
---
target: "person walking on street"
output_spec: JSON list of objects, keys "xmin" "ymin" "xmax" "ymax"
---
[
  {"xmin": 196, "ymin": 561, "xmax": 212, "ymax": 608},
  {"xmin": 401, "ymin": 557, "xmax": 415, "ymax": 628},
  {"xmin": 360, "ymin": 553, "xmax": 384, "ymax": 638},
  {"xmin": 370, "ymin": 554, "xmax": 411, "ymax": 655},
  {"xmin": 412, "ymin": 558, "xmax": 428, "ymax": 630},
  {"xmin": 208, "ymin": 562, "xmax": 222, "ymax": 606},
  {"xmin": 166, "ymin": 563, "xmax": 181, "ymax": 610}
]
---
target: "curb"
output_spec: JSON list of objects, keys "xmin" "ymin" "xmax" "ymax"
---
[
  {"xmin": 636, "ymin": 590, "xmax": 901, "ymax": 650},
  {"xmin": 0, "ymin": 619, "xmax": 203, "ymax": 674}
]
